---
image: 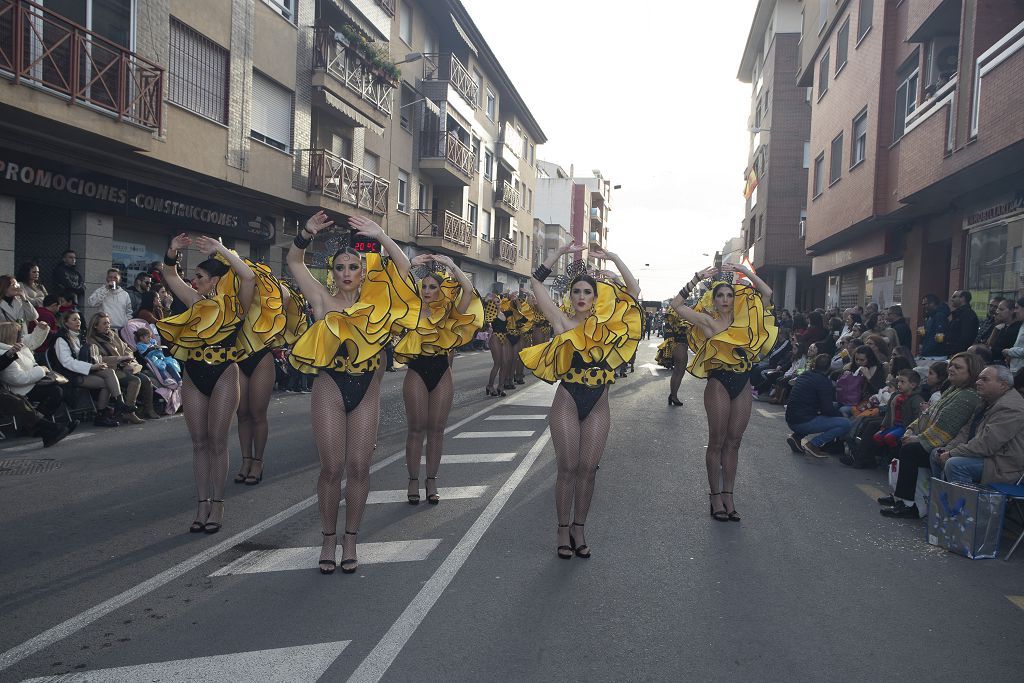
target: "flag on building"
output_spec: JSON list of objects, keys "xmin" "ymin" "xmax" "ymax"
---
[
  {"xmin": 742, "ymin": 168, "xmax": 759, "ymax": 199},
  {"xmin": 735, "ymin": 255, "xmax": 756, "ymax": 285}
]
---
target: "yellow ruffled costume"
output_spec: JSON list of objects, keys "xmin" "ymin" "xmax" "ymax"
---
[
  {"xmin": 685, "ymin": 283, "xmax": 777, "ymax": 378},
  {"xmin": 394, "ymin": 280, "xmax": 484, "ymax": 363},
  {"xmin": 519, "ymin": 281, "xmax": 642, "ymax": 385},
  {"xmin": 655, "ymin": 310, "xmax": 690, "ymax": 368},
  {"xmin": 156, "ymin": 268, "xmax": 244, "ymax": 363},
  {"xmin": 289, "ymin": 253, "xmax": 420, "ymax": 375},
  {"xmin": 230, "ymin": 259, "xmax": 291, "ymax": 361}
]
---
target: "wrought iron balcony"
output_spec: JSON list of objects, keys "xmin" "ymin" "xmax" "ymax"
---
[
  {"xmin": 494, "ymin": 237, "xmax": 517, "ymax": 266},
  {"xmin": 498, "ymin": 180, "xmax": 521, "ymax": 212},
  {"xmin": 306, "ymin": 148, "xmax": 389, "ymax": 216},
  {"xmin": 313, "ymin": 26, "xmax": 395, "ymax": 116},
  {"xmin": 376, "ymin": 0, "xmax": 396, "ymax": 16},
  {"xmin": 0, "ymin": 0, "xmax": 164, "ymax": 130},
  {"xmin": 416, "ymin": 210, "xmax": 472, "ymax": 248},
  {"xmin": 421, "ymin": 53, "xmax": 478, "ymax": 108},
  {"xmin": 420, "ymin": 130, "xmax": 476, "ymax": 180}
]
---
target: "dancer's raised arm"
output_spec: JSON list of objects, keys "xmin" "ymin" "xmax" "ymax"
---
[
  {"xmin": 161, "ymin": 233, "xmax": 200, "ymax": 308},
  {"xmin": 529, "ymin": 242, "xmax": 584, "ymax": 334},
  {"xmin": 589, "ymin": 248, "xmax": 640, "ymax": 299},
  {"xmin": 728, "ymin": 262, "xmax": 773, "ymax": 301},
  {"xmin": 349, "ymin": 216, "xmax": 411, "ymax": 279},
  {"xmin": 193, "ymin": 236, "xmax": 256, "ymax": 311},
  {"xmin": 287, "ymin": 211, "xmax": 334, "ymax": 312},
  {"xmin": 670, "ymin": 265, "xmax": 719, "ymax": 335},
  {"xmin": 431, "ymin": 254, "xmax": 475, "ymax": 313}
]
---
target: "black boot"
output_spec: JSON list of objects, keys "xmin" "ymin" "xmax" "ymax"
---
[{"xmin": 35, "ymin": 420, "xmax": 70, "ymax": 448}]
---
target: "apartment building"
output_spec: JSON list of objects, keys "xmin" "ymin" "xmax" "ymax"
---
[
  {"xmin": 798, "ymin": 0, "xmax": 1024, "ymax": 336},
  {"xmin": 737, "ymin": 0, "xmax": 818, "ymax": 311},
  {"xmin": 0, "ymin": 0, "xmax": 546, "ymax": 310}
]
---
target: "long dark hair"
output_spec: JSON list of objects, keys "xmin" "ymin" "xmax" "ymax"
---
[
  {"xmin": 712, "ymin": 282, "xmax": 734, "ymax": 298},
  {"xmin": 570, "ymin": 274, "xmax": 598, "ymax": 292},
  {"xmin": 15, "ymin": 261, "xmax": 39, "ymax": 284},
  {"xmin": 196, "ymin": 258, "xmax": 230, "ymax": 278}
]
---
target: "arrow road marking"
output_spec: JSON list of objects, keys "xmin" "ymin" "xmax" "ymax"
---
[
  {"xmin": 23, "ymin": 641, "xmax": 351, "ymax": 683},
  {"xmin": 210, "ymin": 539, "xmax": 442, "ymax": 576}
]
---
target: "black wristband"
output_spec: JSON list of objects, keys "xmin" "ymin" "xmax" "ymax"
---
[
  {"xmin": 532, "ymin": 265, "xmax": 551, "ymax": 281},
  {"xmin": 163, "ymin": 252, "xmax": 178, "ymax": 266},
  {"xmin": 679, "ymin": 288, "xmax": 688, "ymax": 299},
  {"xmin": 293, "ymin": 233, "xmax": 312, "ymax": 249}
]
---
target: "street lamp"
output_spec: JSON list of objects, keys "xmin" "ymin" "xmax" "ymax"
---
[{"xmin": 395, "ymin": 52, "xmax": 423, "ymax": 65}]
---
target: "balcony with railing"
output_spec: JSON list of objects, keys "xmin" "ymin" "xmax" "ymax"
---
[
  {"xmin": 420, "ymin": 53, "xmax": 478, "ymax": 109},
  {"xmin": 376, "ymin": 0, "xmax": 396, "ymax": 16},
  {"xmin": 0, "ymin": 0, "xmax": 164, "ymax": 131},
  {"xmin": 415, "ymin": 209, "xmax": 473, "ymax": 253},
  {"xmin": 305, "ymin": 148, "xmax": 389, "ymax": 216},
  {"xmin": 419, "ymin": 130, "xmax": 476, "ymax": 186},
  {"xmin": 312, "ymin": 26, "xmax": 395, "ymax": 122},
  {"xmin": 494, "ymin": 237, "xmax": 517, "ymax": 267},
  {"xmin": 495, "ymin": 180, "xmax": 520, "ymax": 216}
]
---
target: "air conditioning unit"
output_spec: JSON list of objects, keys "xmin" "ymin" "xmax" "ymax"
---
[{"xmin": 799, "ymin": 219, "xmax": 806, "ymax": 238}]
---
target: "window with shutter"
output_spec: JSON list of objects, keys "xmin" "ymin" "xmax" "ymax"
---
[
  {"xmin": 168, "ymin": 18, "xmax": 229, "ymax": 124},
  {"xmin": 251, "ymin": 71, "xmax": 293, "ymax": 152}
]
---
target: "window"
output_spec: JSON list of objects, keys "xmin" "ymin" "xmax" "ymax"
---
[
  {"xmin": 529, "ymin": 143, "xmax": 535, "ymax": 164},
  {"xmin": 799, "ymin": 8, "xmax": 805, "ymax": 43},
  {"xmin": 486, "ymin": 89, "xmax": 496, "ymax": 121},
  {"xmin": 857, "ymin": 0, "xmax": 873, "ymax": 42},
  {"xmin": 417, "ymin": 182, "xmax": 428, "ymax": 212},
  {"xmin": 818, "ymin": 49, "xmax": 830, "ymax": 99},
  {"xmin": 520, "ymin": 128, "xmax": 528, "ymax": 158},
  {"xmin": 799, "ymin": 210, "xmax": 807, "ymax": 238},
  {"xmin": 817, "ymin": 0, "xmax": 828, "ymax": 33},
  {"xmin": 893, "ymin": 57, "xmax": 920, "ymax": 141},
  {"xmin": 473, "ymin": 70, "xmax": 483, "ymax": 107},
  {"xmin": 468, "ymin": 202, "xmax": 478, "ymax": 235},
  {"xmin": 481, "ymin": 210, "xmax": 491, "ymax": 240},
  {"xmin": 813, "ymin": 153, "xmax": 825, "ymax": 198},
  {"xmin": 251, "ymin": 71, "xmax": 292, "ymax": 152},
  {"xmin": 829, "ymin": 132, "xmax": 843, "ymax": 184},
  {"xmin": 261, "ymin": 0, "xmax": 294, "ymax": 22},
  {"xmin": 399, "ymin": 0, "xmax": 412, "ymax": 45},
  {"xmin": 803, "ymin": 141, "xmax": 811, "ymax": 169},
  {"xmin": 168, "ymin": 18, "xmax": 229, "ymax": 124},
  {"xmin": 399, "ymin": 85, "xmax": 416, "ymax": 130},
  {"xmin": 852, "ymin": 109, "xmax": 868, "ymax": 166},
  {"xmin": 836, "ymin": 19, "xmax": 849, "ymax": 73},
  {"xmin": 363, "ymin": 152, "xmax": 379, "ymax": 175},
  {"xmin": 805, "ymin": 87, "xmax": 812, "ymax": 102},
  {"xmin": 527, "ymin": 189, "xmax": 533, "ymax": 213},
  {"xmin": 484, "ymin": 148, "xmax": 494, "ymax": 179},
  {"xmin": 397, "ymin": 170, "xmax": 409, "ymax": 212}
]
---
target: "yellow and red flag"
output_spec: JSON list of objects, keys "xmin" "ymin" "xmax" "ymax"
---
[{"xmin": 742, "ymin": 168, "xmax": 759, "ymax": 199}]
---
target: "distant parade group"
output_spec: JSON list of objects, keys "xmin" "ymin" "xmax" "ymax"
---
[{"xmin": 156, "ymin": 213, "xmax": 776, "ymax": 572}]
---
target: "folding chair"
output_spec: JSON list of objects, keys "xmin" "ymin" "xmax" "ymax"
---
[
  {"xmin": 44, "ymin": 351, "xmax": 96, "ymax": 423},
  {"xmin": 989, "ymin": 473, "xmax": 1024, "ymax": 562},
  {"xmin": 0, "ymin": 413, "xmax": 17, "ymax": 439}
]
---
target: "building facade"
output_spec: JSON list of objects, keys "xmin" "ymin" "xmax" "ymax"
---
[
  {"xmin": 737, "ymin": 0, "xmax": 818, "ymax": 312},
  {"xmin": 0, "ymin": 0, "xmax": 546, "ymax": 318},
  {"xmin": 798, "ymin": 0, "xmax": 1024, "ymax": 339}
]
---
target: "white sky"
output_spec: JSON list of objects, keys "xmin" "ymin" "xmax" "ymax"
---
[{"xmin": 462, "ymin": 0, "xmax": 759, "ymax": 301}]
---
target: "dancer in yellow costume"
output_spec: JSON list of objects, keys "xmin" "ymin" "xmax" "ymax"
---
[
  {"xmin": 482, "ymin": 292, "xmax": 508, "ymax": 396},
  {"xmin": 521, "ymin": 243, "xmax": 642, "ymax": 559},
  {"xmin": 158, "ymin": 235, "xmax": 257, "ymax": 535},
  {"xmin": 288, "ymin": 211, "xmax": 421, "ymax": 574},
  {"xmin": 232, "ymin": 261, "xmax": 308, "ymax": 486},
  {"xmin": 656, "ymin": 308, "xmax": 691, "ymax": 406},
  {"xmin": 510, "ymin": 294, "xmax": 535, "ymax": 384},
  {"xmin": 395, "ymin": 254, "xmax": 483, "ymax": 505},
  {"xmin": 671, "ymin": 262, "xmax": 777, "ymax": 522}
]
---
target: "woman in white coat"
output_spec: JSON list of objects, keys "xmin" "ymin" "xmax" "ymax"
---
[{"xmin": 0, "ymin": 321, "xmax": 65, "ymax": 419}]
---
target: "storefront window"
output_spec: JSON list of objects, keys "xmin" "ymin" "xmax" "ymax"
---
[{"xmin": 966, "ymin": 219, "xmax": 1024, "ymax": 303}]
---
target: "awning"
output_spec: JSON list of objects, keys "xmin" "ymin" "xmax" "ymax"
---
[
  {"xmin": 451, "ymin": 15, "xmax": 478, "ymax": 55},
  {"xmin": 317, "ymin": 87, "xmax": 384, "ymax": 137}
]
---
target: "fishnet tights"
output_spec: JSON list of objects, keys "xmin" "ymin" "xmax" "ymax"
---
[
  {"xmin": 182, "ymin": 364, "xmax": 240, "ymax": 527},
  {"xmin": 403, "ymin": 365, "xmax": 454, "ymax": 499},
  {"xmin": 669, "ymin": 344, "xmax": 689, "ymax": 399},
  {"xmin": 311, "ymin": 369, "xmax": 382, "ymax": 567},
  {"xmin": 236, "ymin": 353, "xmax": 275, "ymax": 479},
  {"xmin": 703, "ymin": 377, "xmax": 752, "ymax": 515},
  {"xmin": 548, "ymin": 385, "xmax": 610, "ymax": 549},
  {"xmin": 488, "ymin": 337, "xmax": 511, "ymax": 391}
]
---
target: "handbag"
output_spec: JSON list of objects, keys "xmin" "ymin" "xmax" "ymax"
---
[
  {"xmin": 926, "ymin": 479, "xmax": 1006, "ymax": 559},
  {"xmin": 835, "ymin": 371, "xmax": 865, "ymax": 406}
]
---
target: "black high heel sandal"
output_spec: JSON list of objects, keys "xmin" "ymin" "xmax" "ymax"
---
[
  {"xmin": 319, "ymin": 531, "xmax": 337, "ymax": 574},
  {"xmin": 709, "ymin": 493, "xmax": 729, "ymax": 522},
  {"xmin": 340, "ymin": 531, "xmax": 358, "ymax": 574},
  {"xmin": 245, "ymin": 457, "xmax": 263, "ymax": 485},
  {"xmin": 569, "ymin": 522, "xmax": 590, "ymax": 558},
  {"xmin": 722, "ymin": 491, "xmax": 740, "ymax": 521},
  {"xmin": 203, "ymin": 499, "xmax": 224, "ymax": 534},
  {"xmin": 556, "ymin": 524, "xmax": 573, "ymax": 560},
  {"xmin": 668, "ymin": 395, "xmax": 683, "ymax": 406},
  {"xmin": 407, "ymin": 477, "xmax": 420, "ymax": 505},
  {"xmin": 189, "ymin": 499, "xmax": 210, "ymax": 533},
  {"xmin": 234, "ymin": 457, "xmax": 253, "ymax": 484},
  {"xmin": 426, "ymin": 476, "xmax": 439, "ymax": 504}
]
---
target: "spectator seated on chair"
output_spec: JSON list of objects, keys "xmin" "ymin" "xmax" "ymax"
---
[
  {"xmin": 30, "ymin": 293, "xmax": 65, "ymax": 360},
  {"xmin": 0, "ymin": 383, "xmax": 72, "ymax": 447},
  {"xmin": 88, "ymin": 312, "xmax": 158, "ymax": 422},
  {"xmin": 872, "ymin": 370, "xmax": 924, "ymax": 448},
  {"xmin": 930, "ymin": 364, "xmax": 1024, "ymax": 487},
  {"xmin": 967, "ymin": 343, "xmax": 993, "ymax": 365},
  {"xmin": 0, "ymin": 320, "xmax": 66, "ymax": 420},
  {"xmin": 785, "ymin": 353, "xmax": 851, "ymax": 457},
  {"xmin": 52, "ymin": 310, "xmax": 134, "ymax": 427}
]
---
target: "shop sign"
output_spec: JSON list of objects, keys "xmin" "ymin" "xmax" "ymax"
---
[
  {"xmin": 964, "ymin": 191, "xmax": 1024, "ymax": 228},
  {"xmin": 0, "ymin": 149, "xmax": 275, "ymax": 243},
  {"xmin": 811, "ymin": 231, "xmax": 889, "ymax": 275}
]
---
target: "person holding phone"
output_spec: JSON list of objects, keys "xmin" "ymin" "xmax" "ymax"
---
[
  {"xmin": 287, "ymin": 212, "xmax": 421, "ymax": 574},
  {"xmin": 87, "ymin": 269, "xmax": 134, "ymax": 330}
]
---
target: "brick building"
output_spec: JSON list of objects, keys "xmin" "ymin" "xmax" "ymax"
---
[{"xmin": 798, "ymin": 0, "xmax": 1024, "ymax": 339}]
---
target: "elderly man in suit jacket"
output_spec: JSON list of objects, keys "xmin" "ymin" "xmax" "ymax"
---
[{"xmin": 932, "ymin": 364, "xmax": 1024, "ymax": 485}]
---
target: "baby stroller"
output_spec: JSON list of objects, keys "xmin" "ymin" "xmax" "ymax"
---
[{"xmin": 120, "ymin": 318, "xmax": 182, "ymax": 415}]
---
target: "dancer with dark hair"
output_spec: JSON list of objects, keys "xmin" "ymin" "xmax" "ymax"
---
[
  {"xmin": 288, "ymin": 212, "xmax": 420, "ymax": 574},
  {"xmin": 656, "ymin": 308, "xmax": 690, "ymax": 406},
  {"xmin": 671, "ymin": 262, "xmax": 777, "ymax": 521},
  {"xmin": 521, "ymin": 243, "xmax": 642, "ymax": 559},
  {"xmin": 395, "ymin": 254, "xmax": 483, "ymax": 505},
  {"xmin": 484, "ymin": 292, "xmax": 511, "ymax": 396},
  {"xmin": 157, "ymin": 235, "xmax": 257, "ymax": 534}
]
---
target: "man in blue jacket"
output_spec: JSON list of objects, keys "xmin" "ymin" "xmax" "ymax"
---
[
  {"xmin": 785, "ymin": 354, "xmax": 851, "ymax": 457},
  {"xmin": 919, "ymin": 293, "xmax": 950, "ymax": 358}
]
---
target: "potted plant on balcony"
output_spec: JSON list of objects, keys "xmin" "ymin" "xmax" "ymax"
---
[{"xmin": 366, "ymin": 43, "xmax": 401, "ymax": 86}]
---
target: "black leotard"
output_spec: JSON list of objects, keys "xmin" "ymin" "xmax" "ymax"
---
[{"xmin": 407, "ymin": 354, "xmax": 450, "ymax": 393}]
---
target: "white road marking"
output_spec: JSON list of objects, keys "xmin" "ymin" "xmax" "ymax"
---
[
  {"xmin": 210, "ymin": 539, "xmax": 442, "ymax": 576},
  {"xmin": 454, "ymin": 430, "xmax": 535, "ymax": 439},
  {"xmin": 1, "ymin": 431, "xmax": 94, "ymax": 453},
  {"xmin": 755, "ymin": 408, "xmax": 781, "ymax": 419},
  {"xmin": 348, "ymin": 430, "xmax": 552, "ymax": 683},
  {"xmin": 502, "ymin": 382, "xmax": 557, "ymax": 407},
  {"xmin": 424, "ymin": 453, "xmax": 517, "ymax": 464},
  {"xmin": 648, "ymin": 341, "xmax": 661, "ymax": 348},
  {"xmin": 638, "ymin": 362, "xmax": 662, "ymax": 376},
  {"xmin": 0, "ymin": 397, "xmax": 510, "ymax": 673},
  {"xmin": 483, "ymin": 414, "xmax": 547, "ymax": 421},
  {"xmin": 359, "ymin": 486, "xmax": 488, "ymax": 505},
  {"xmin": 22, "ymin": 641, "xmax": 351, "ymax": 683}
]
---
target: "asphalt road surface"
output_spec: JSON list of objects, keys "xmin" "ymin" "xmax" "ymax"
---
[{"xmin": 1, "ymin": 342, "xmax": 1022, "ymax": 681}]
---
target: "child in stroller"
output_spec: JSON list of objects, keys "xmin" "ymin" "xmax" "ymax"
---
[
  {"xmin": 119, "ymin": 319, "xmax": 182, "ymax": 414},
  {"xmin": 133, "ymin": 327, "xmax": 182, "ymax": 384}
]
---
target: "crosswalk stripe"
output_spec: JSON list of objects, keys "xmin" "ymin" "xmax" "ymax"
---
[
  {"xmin": 484, "ymin": 414, "xmax": 547, "ymax": 421},
  {"xmin": 357, "ymin": 486, "xmax": 488, "ymax": 505},
  {"xmin": 502, "ymin": 383, "xmax": 557, "ymax": 407},
  {"xmin": 210, "ymin": 540, "xmax": 442, "ymax": 576},
  {"xmin": 454, "ymin": 430, "xmax": 535, "ymax": 439},
  {"xmin": 423, "ymin": 453, "xmax": 518, "ymax": 464},
  {"xmin": 22, "ymin": 641, "xmax": 351, "ymax": 682}
]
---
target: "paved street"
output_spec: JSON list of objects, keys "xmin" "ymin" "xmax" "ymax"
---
[{"xmin": 1, "ymin": 343, "xmax": 1022, "ymax": 682}]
